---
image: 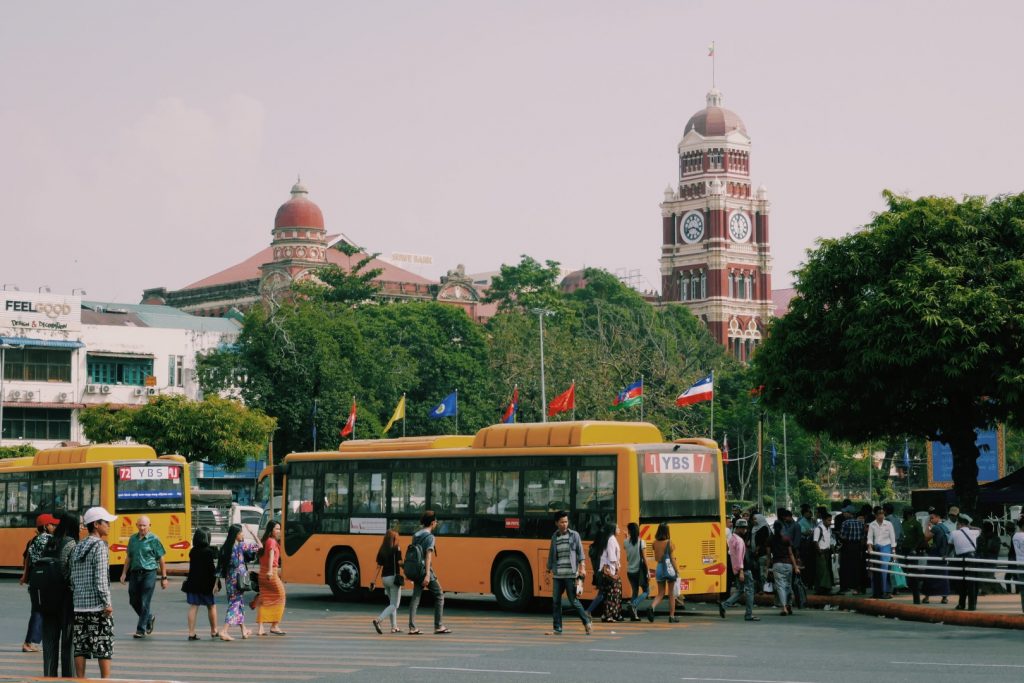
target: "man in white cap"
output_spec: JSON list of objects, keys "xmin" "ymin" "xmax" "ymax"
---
[{"xmin": 72, "ymin": 507, "xmax": 117, "ymax": 679}]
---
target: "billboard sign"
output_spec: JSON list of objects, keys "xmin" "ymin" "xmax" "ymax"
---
[{"xmin": 927, "ymin": 426, "xmax": 1004, "ymax": 488}]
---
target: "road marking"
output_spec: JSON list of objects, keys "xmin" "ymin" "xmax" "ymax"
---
[
  {"xmin": 680, "ymin": 678, "xmax": 817, "ymax": 683},
  {"xmin": 410, "ymin": 666, "xmax": 550, "ymax": 675},
  {"xmin": 891, "ymin": 661, "xmax": 1024, "ymax": 669},
  {"xmin": 593, "ymin": 648, "xmax": 736, "ymax": 658}
]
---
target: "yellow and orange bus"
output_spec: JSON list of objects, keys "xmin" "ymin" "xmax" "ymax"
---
[
  {"xmin": 274, "ymin": 421, "xmax": 726, "ymax": 610},
  {"xmin": 0, "ymin": 444, "xmax": 193, "ymax": 569}
]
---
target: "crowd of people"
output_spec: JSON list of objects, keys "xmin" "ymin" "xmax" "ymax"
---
[{"xmin": 18, "ymin": 507, "xmax": 288, "ymax": 679}]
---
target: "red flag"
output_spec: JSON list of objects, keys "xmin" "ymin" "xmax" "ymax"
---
[
  {"xmin": 501, "ymin": 387, "xmax": 519, "ymax": 424},
  {"xmin": 548, "ymin": 382, "xmax": 576, "ymax": 417},
  {"xmin": 340, "ymin": 399, "xmax": 356, "ymax": 438}
]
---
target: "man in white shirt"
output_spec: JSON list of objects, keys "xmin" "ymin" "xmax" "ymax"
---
[
  {"xmin": 866, "ymin": 506, "xmax": 897, "ymax": 599},
  {"xmin": 812, "ymin": 512, "xmax": 835, "ymax": 597},
  {"xmin": 951, "ymin": 513, "xmax": 981, "ymax": 611},
  {"xmin": 1012, "ymin": 520, "xmax": 1024, "ymax": 614}
]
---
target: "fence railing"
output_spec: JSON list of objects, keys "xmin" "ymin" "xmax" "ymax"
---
[{"xmin": 866, "ymin": 547, "xmax": 1024, "ymax": 587}]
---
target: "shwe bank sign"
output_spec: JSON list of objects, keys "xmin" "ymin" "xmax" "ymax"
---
[
  {"xmin": 643, "ymin": 451, "xmax": 712, "ymax": 474},
  {"xmin": 0, "ymin": 292, "xmax": 82, "ymax": 335}
]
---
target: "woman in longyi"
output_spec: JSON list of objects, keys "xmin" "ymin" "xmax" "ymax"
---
[{"xmin": 253, "ymin": 520, "xmax": 286, "ymax": 635}]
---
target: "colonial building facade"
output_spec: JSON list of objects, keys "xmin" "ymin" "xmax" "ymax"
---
[{"xmin": 659, "ymin": 88, "xmax": 774, "ymax": 361}]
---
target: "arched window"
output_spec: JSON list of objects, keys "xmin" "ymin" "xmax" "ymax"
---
[
  {"xmin": 727, "ymin": 272, "xmax": 734, "ymax": 298},
  {"xmin": 691, "ymin": 272, "xmax": 699, "ymax": 299},
  {"xmin": 680, "ymin": 274, "xmax": 689, "ymax": 301},
  {"xmin": 700, "ymin": 271, "xmax": 707, "ymax": 299},
  {"xmin": 738, "ymin": 273, "xmax": 746, "ymax": 299},
  {"xmin": 748, "ymin": 274, "xmax": 755, "ymax": 299}
]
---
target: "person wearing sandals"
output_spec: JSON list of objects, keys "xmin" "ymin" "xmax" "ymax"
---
[
  {"xmin": 216, "ymin": 524, "xmax": 259, "ymax": 641},
  {"xmin": 544, "ymin": 510, "xmax": 592, "ymax": 635},
  {"xmin": 253, "ymin": 521, "xmax": 287, "ymax": 636},
  {"xmin": 597, "ymin": 524, "xmax": 624, "ymax": 622},
  {"xmin": 408, "ymin": 511, "xmax": 451, "ymax": 635},
  {"xmin": 371, "ymin": 529, "xmax": 404, "ymax": 634},
  {"xmin": 648, "ymin": 522, "xmax": 680, "ymax": 622},
  {"xmin": 183, "ymin": 528, "xmax": 219, "ymax": 641},
  {"xmin": 624, "ymin": 522, "xmax": 649, "ymax": 621}
]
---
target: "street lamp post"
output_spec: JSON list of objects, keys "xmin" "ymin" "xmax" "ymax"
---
[{"xmin": 531, "ymin": 308, "xmax": 555, "ymax": 423}]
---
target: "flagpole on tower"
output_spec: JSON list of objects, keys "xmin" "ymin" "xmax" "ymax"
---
[{"xmin": 709, "ymin": 41, "xmax": 716, "ymax": 88}]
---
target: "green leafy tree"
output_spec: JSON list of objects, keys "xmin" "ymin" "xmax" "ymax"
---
[
  {"xmin": 794, "ymin": 478, "xmax": 828, "ymax": 509},
  {"xmin": 0, "ymin": 444, "xmax": 37, "ymax": 460},
  {"xmin": 292, "ymin": 242, "xmax": 384, "ymax": 305},
  {"xmin": 754, "ymin": 191, "xmax": 1024, "ymax": 509},
  {"xmin": 78, "ymin": 395, "xmax": 275, "ymax": 469},
  {"xmin": 483, "ymin": 255, "xmax": 565, "ymax": 313}
]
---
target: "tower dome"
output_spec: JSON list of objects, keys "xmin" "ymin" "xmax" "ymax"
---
[
  {"xmin": 274, "ymin": 179, "xmax": 325, "ymax": 230},
  {"xmin": 684, "ymin": 88, "xmax": 747, "ymax": 137}
]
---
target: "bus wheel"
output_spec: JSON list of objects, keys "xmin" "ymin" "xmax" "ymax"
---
[
  {"xmin": 327, "ymin": 551, "xmax": 362, "ymax": 600},
  {"xmin": 493, "ymin": 555, "xmax": 533, "ymax": 611}
]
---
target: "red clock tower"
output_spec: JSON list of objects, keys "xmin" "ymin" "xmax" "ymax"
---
[{"xmin": 659, "ymin": 88, "xmax": 773, "ymax": 361}]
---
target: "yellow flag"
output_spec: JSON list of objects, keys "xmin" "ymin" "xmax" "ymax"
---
[{"xmin": 382, "ymin": 396, "xmax": 406, "ymax": 434}]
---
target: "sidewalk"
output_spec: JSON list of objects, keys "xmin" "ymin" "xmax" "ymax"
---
[{"xmin": 750, "ymin": 588, "xmax": 1024, "ymax": 630}]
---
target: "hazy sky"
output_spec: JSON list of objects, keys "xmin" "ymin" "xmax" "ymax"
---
[{"xmin": 3, "ymin": 2, "xmax": 1023, "ymax": 302}]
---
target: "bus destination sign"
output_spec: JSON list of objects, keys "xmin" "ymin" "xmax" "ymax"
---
[
  {"xmin": 642, "ymin": 452, "xmax": 711, "ymax": 474},
  {"xmin": 118, "ymin": 465, "xmax": 181, "ymax": 481}
]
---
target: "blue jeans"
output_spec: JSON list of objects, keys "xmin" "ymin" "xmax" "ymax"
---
[
  {"xmin": 872, "ymin": 544, "xmax": 892, "ymax": 596},
  {"xmin": 128, "ymin": 569, "xmax": 157, "ymax": 634},
  {"xmin": 627, "ymin": 571, "xmax": 649, "ymax": 607},
  {"xmin": 25, "ymin": 588, "xmax": 42, "ymax": 644},
  {"xmin": 722, "ymin": 571, "xmax": 754, "ymax": 618},
  {"xmin": 771, "ymin": 563, "xmax": 793, "ymax": 607},
  {"xmin": 552, "ymin": 577, "xmax": 589, "ymax": 631}
]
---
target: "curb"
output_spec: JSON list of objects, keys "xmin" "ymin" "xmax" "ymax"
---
[{"xmin": 745, "ymin": 593, "xmax": 1024, "ymax": 630}]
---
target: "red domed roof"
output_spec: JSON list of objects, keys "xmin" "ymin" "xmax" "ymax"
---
[
  {"xmin": 274, "ymin": 181, "xmax": 324, "ymax": 230},
  {"xmin": 685, "ymin": 89, "xmax": 747, "ymax": 137}
]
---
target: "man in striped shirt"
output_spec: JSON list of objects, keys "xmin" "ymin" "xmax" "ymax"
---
[
  {"xmin": 545, "ymin": 511, "xmax": 591, "ymax": 635},
  {"xmin": 72, "ymin": 507, "xmax": 116, "ymax": 680}
]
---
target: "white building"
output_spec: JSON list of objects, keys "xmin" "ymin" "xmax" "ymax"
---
[{"xmin": 1, "ymin": 291, "xmax": 239, "ymax": 449}]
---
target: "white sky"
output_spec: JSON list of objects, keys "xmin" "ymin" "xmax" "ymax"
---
[{"xmin": 2, "ymin": 2, "xmax": 1023, "ymax": 302}]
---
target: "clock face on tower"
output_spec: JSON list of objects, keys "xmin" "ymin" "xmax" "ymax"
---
[
  {"xmin": 729, "ymin": 211, "xmax": 752, "ymax": 243},
  {"xmin": 680, "ymin": 211, "xmax": 705, "ymax": 244}
]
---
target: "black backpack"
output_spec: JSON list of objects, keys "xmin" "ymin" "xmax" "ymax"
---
[
  {"xmin": 403, "ymin": 534, "xmax": 428, "ymax": 582},
  {"xmin": 29, "ymin": 538, "xmax": 71, "ymax": 616}
]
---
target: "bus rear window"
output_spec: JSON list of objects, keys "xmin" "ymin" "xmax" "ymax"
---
[
  {"xmin": 637, "ymin": 451, "xmax": 719, "ymax": 520},
  {"xmin": 115, "ymin": 464, "xmax": 185, "ymax": 512}
]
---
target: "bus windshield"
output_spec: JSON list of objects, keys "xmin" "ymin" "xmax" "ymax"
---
[
  {"xmin": 114, "ymin": 463, "xmax": 186, "ymax": 512},
  {"xmin": 637, "ymin": 449, "xmax": 719, "ymax": 520}
]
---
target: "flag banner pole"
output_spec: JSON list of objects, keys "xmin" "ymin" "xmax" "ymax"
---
[
  {"xmin": 572, "ymin": 380, "xmax": 576, "ymax": 421},
  {"xmin": 312, "ymin": 398, "xmax": 318, "ymax": 451},
  {"xmin": 710, "ymin": 370, "xmax": 714, "ymax": 440},
  {"xmin": 757, "ymin": 411, "xmax": 763, "ymax": 512},
  {"xmin": 352, "ymin": 395, "xmax": 356, "ymax": 441},
  {"xmin": 402, "ymin": 393, "xmax": 407, "ymax": 437},
  {"xmin": 640, "ymin": 374, "xmax": 644, "ymax": 422},
  {"xmin": 455, "ymin": 388, "xmax": 459, "ymax": 435}
]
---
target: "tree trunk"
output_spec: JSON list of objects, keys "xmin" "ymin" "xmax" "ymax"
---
[{"xmin": 946, "ymin": 429, "xmax": 980, "ymax": 512}]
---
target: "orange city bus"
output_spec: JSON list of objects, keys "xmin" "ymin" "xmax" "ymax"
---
[
  {"xmin": 275, "ymin": 421, "xmax": 726, "ymax": 610},
  {"xmin": 0, "ymin": 444, "xmax": 193, "ymax": 570}
]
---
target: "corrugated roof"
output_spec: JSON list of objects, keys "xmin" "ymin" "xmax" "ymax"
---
[{"xmin": 82, "ymin": 301, "xmax": 240, "ymax": 333}]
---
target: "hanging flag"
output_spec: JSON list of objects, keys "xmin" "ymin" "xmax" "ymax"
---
[
  {"xmin": 382, "ymin": 395, "xmax": 406, "ymax": 434},
  {"xmin": 610, "ymin": 380, "xmax": 643, "ymax": 410},
  {"xmin": 722, "ymin": 433, "xmax": 730, "ymax": 463},
  {"xmin": 501, "ymin": 387, "xmax": 519, "ymax": 424},
  {"xmin": 675, "ymin": 373, "xmax": 713, "ymax": 407},
  {"xmin": 340, "ymin": 398, "xmax": 357, "ymax": 438},
  {"xmin": 903, "ymin": 439, "xmax": 910, "ymax": 470},
  {"xmin": 771, "ymin": 441, "xmax": 778, "ymax": 469},
  {"xmin": 707, "ymin": 41, "xmax": 715, "ymax": 57},
  {"xmin": 749, "ymin": 385, "xmax": 764, "ymax": 404},
  {"xmin": 548, "ymin": 382, "xmax": 576, "ymax": 417},
  {"xmin": 429, "ymin": 391, "xmax": 458, "ymax": 420}
]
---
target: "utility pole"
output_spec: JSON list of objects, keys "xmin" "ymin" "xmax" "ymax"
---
[{"xmin": 531, "ymin": 308, "xmax": 555, "ymax": 422}]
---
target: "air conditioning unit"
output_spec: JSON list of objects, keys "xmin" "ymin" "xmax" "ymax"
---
[
  {"xmin": 100, "ymin": 385, "xmax": 111, "ymax": 394},
  {"xmin": 24, "ymin": 391, "xmax": 34, "ymax": 400},
  {"xmin": 147, "ymin": 387, "xmax": 158, "ymax": 396},
  {"xmin": 8, "ymin": 390, "xmax": 20, "ymax": 400},
  {"xmin": 133, "ymin": 388, "xmax": 144, "ymax": 397},
  {"xmin": 86, "ymin": 385, "xmax": 99, "ymax": 394},
  {"xmin": 56, "ymin": 392, "xmax": 69, "ymax": 403}
]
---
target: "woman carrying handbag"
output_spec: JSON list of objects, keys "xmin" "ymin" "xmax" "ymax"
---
[
  {"xmin": 371, "ymin": 529, "xmax": 404, "ymax": 634},
  {"xmin": 648, "ymin": 522, "xmax": 680, "ymax": 622}
]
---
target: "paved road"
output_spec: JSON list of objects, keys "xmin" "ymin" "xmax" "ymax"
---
[{"xmin": 2, "ymin": 576, "xmax": 1023, "ymax": 683}]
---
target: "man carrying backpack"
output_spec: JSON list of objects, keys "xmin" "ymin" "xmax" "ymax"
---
[
  {"xmin": 406, "ymin": 510, "xmax": 451, "ymax": 635},
  {"xmin": 20, "ymin": 513, "xmax": 58, "ymax": 653}
]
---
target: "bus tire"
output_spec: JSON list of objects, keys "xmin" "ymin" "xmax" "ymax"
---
[
  {"xmin": 327, "ymin": 550, "xmax": 362, "ymax": 600},
  {"xmin": 493, "ymin": 554, "xmax": 533, "ymax": 611}
]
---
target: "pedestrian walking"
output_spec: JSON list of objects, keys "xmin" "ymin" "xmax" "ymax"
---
[
  {"xmin": 20, "ymin": 513, "xmax": 57, "ymax": 653},
  {"xmin": 922, "ymin": 509, "xmax": 950, "ymax": 604},
  {"xmin": 867, "ymin": 506, "xmax": 897, "ymax": 599},
  {"xmin": 1011, "ymin": 520, "xmax": 1024, "ymax": 613},
  {"xmin": 596, "ymin": 524, "xmax": 624, "ymax": 622},
  {"xmin": 647, "ymin": 523, "xmax": 680, "ymax": 623},
  {"xmin": 813, "ymin": 512, "xmax": 835, "ymax": 595},
  {"xmin": 371, "ymin": 529, "xmax": 404, "ymax": 634},
  {"xmin": 408, "ymin": 510, "xmax": 450, "ymax": 634},
  {"xmin": 544, "ymin": 510, "xmax": 592, "ymax": 635},
  {"xmin": 767, "ymin": 518, "xmax": 801, "ymax": 616},
  {"xmin": 216, "ymin": 524, "xmax": 259, "ymax": 641},
  {"xmin": 182, "ymin": 528, "xmax": 219, "ymax": 640},
  {"xmin": 72, "ymin": 506, "xmax": 117, "ymax": 679},
  {"xmin": 40, "ymin": 512, "xmax": 78, "ymax": 677},
  {"xmin": 623, "ymin": 522, "xmax": 649, "ymax": 621},
  {"xmin": 720, "ymin": 518, "xmax": 759, "ymax": 621},
  {"xmin": 120, "ymin": 516, "xmax": 168, "ymax": 639},
  {"xmin": 899, "ymin": 509, "xmax": 926, "ymax": 604},
  {"xmin": 253, "ymin": 520, "xmax": 287, "ymax": 635},
  {"xmin": 952, "ymin": 514, "xmax": 980, "ymax": 611}
]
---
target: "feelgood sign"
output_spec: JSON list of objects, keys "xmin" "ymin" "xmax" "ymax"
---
[{"xmin": 643, "ymin": 452, "xmax": 711, "ymax": 474}]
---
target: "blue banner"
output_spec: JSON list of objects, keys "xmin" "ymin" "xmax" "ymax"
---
[{"xmin": 929, "ymin": 428, "xmax": 1001, "ymax": 485}]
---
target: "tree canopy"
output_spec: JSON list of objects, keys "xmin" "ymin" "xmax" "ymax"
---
[{"xmin": 754, "ymin": 191, "xmax": 1024, "ymax": 508}]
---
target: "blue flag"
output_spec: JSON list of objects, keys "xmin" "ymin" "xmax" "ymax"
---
[
  {"xmin": 429, "ymin": 391, "xmax": 458, "ymax": 419},
  {"xmin": 771, "ymin": 442, "xmax": 777, "ymax": 468},
  {"xmin": 903, "ymin": 439, "xmax": 910, "ymax": 470}
]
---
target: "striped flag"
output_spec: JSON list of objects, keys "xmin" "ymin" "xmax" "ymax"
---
[{"xmin": 675, "ymin": 374, "xmax": 713, "ymax": 407}]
